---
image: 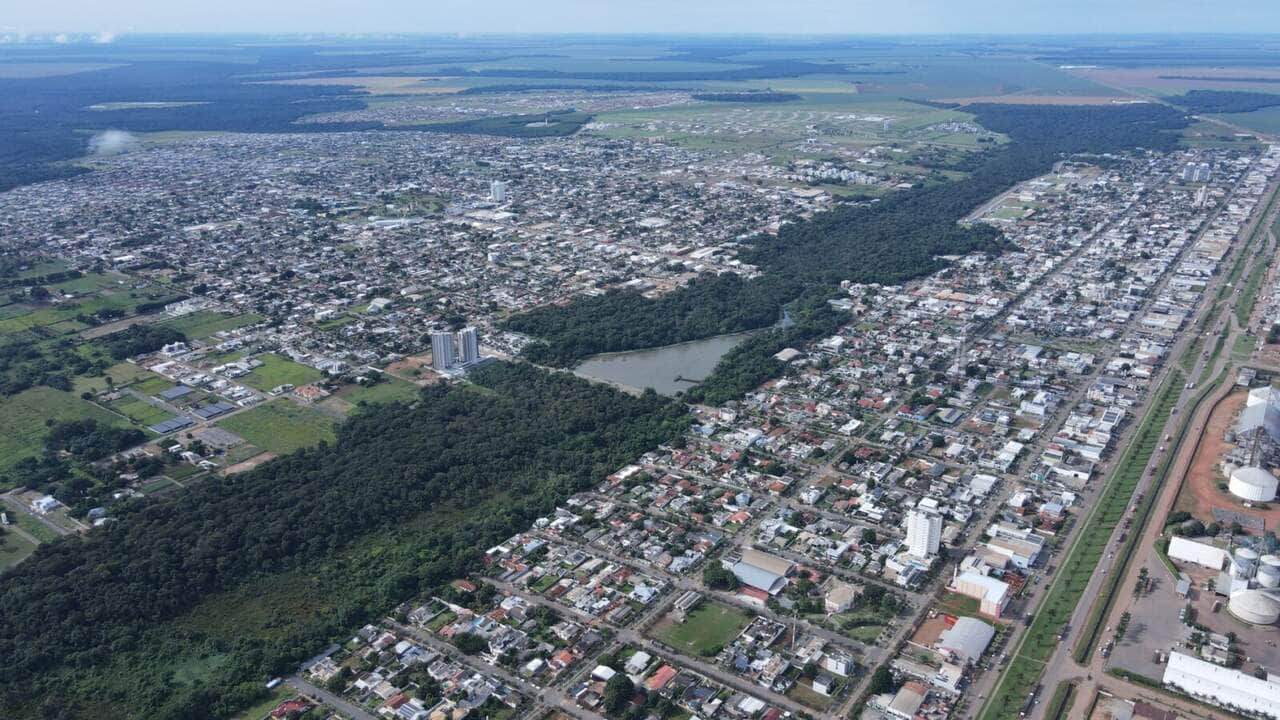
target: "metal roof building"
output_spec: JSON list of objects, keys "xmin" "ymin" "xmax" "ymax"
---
[
  {"xmin": 935, "ymin": 617, "xmax": 994, "ymax": 665},
  {"xmin": 731, "ymin": 549, "xmax": 793, "ymax": 595},
  {"xmin": 1163, "ymin": 652, "xmax": 1280, "ymax": 718}
]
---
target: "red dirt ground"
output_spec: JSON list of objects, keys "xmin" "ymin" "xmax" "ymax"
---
[{"xmin": 1175, "ymin": 389, "xmax": 1280, "ymax": 529}]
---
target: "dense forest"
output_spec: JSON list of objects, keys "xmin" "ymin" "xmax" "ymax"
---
[
  {"xmin": 508, "ymin": 273, "xmax": 795, "ymax": 366},
  {"xmin": 505, "ymin": 103, "xmax": 1190, "ymax": 383},
  {"xmin": 1168, "ymin": 89, "xmax": 1280, "ymax": 114},
  {"xmin": 100, "ymin": 323, "xmax": 185, "ymax": 360},
  {"xmin": 0, "ymin": 363, "xmax": 689, "ymax": 719}
]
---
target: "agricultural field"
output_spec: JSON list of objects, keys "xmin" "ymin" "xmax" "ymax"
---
[
  {"xmin": 0, "ymin": 387, "xmax": 130, "ymax": 477},
  {"xmin": 216, "ymin": 399, "xmax": 338, "ymax": 455},
  {"xmin": 237, "ymin": 354, "xmax": 325, "ymax": 392},
  {"xmin": 651, "ymin": 601, "xmax": 749, "ymax": 656},
  {"xmin": 1211, "ymin": 106, "xmax": 1280, "ymax": 136},
  {"xmin": 160, "ymin": 310, "xmax": 263, "ymax": 340}
]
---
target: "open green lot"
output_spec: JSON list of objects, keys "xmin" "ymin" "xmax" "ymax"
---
[
  {"xmin": 238, "ymin": 354, "xmax": 324, "ymax": 392},
  {"xmin": 107, "ymin": 396, "xmax": 175, "ymax": 426},
  {"xmin": 0, "ymin": 387, "xmax": 130, "ymax": 477},
  {"xmin": 0, "ymin": 530, "xmax": 39, "ymax": 570},
  {"xmin": 652, "ymin": 601, "xmax": 749, "ymax": 656},
  {"xmin": 161, "ymin": 310, "xmax": 263, "ymax": 340},
  {"xmin": 217, "ymin": 399, "xmax": 337, "ymax": 455},
  {"xmin": 336, "ymin": 376, "xmax": 421, "ymax": 406}
]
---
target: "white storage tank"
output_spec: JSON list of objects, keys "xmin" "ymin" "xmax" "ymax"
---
[
  {"xmin": 1228, "ymin": 466, "xmax": 1278, "ymax": 502},
  {"xmin": 1259, "ymin": 563, "xmax": 1280, "ymax": 588},
  {"xmin": 1233, "ymin": 547, "xmax": 1260, "ymax": 579},
  {"xmin": 1264, "ymin": 554, "xmax": 1280, "ymax": 570},
  {"xmin": 1229, "ymin": 590, "xmax": 1280, "ymax": 625}
]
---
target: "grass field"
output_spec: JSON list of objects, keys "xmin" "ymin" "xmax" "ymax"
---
[
  {"xmin": 0, "ymin": 387, "xmax": 130, "ymax": 476},
  {"xmin": 652, "ymin": 601, "xmax": 749, "ymax": 656},
  {"xmin": 337, "ymin": 376, "xmax": 421, "ymax": 406},
  {"xmin": 1043, "ymin": 681, "xmax": 1076, "ymax": 720},
  {"xmin": 936, "ymin": 592, "xmax": 982, "ymax": 619},
  {"xmin": 0, "ymin": 292, "xmax": 161, "ymax": 336},
  {"xmin": 161, "ymin": 310, "xmax": 263, "ymax": 340},
  {"xmin": 230, "ymin": 687, "xmax": 290, "ymax": 720},
  {"xmin": 0, "ymin": 530, "xmax": 39, "ymax": 570},
  {"xmin": 217, "ymin": 400, "xmax": 337, "ymax": 455},
  {"xmin": 108, "ymin": 397, "xmax": 174, "ymax": 426},
  {"xmin": 787, "ymin": 680, "xmax": 836, "ymax": 710},
  {"xmin": 238, "ymin": 354, "xmax": 324, "ymax": 392},
  {"xmin": 12, "ymin": 513, "xmax": 61, "ymax": 544},
  {"xmin": 979, "ymin": 370, "xmax": 1184, "ymax": 720}
]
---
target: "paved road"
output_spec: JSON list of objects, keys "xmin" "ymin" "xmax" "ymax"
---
[
  {"xmin": 389, "ymin": 619, "xmax": 605, "ymax": 720},
  {"xmin": 285, "ymin": 676, "xmax": 378, "ymax": 720},
  {"xmin": 1018, "ymin": 166, "xmax": 1280, "ymax": 718},
  {"xmin": 966, "ymin": 150, "xmax": 1280, "ymax": 719}
]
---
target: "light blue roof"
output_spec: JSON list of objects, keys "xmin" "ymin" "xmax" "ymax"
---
[{"xmin": 732, "ymin": 561, "xmax": 786, "ymax": 594}]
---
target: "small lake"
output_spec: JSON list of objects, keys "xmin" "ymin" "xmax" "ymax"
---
[{"xmin": 573, "ymin": 332, "xmax": 752, "ymax": 396}]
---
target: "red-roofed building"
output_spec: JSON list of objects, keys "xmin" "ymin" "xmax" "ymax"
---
[
  {"xmin": 646, "ymin": 665, "xmax": 678, "ymax": 691},
  {"xmin": 271, "ymin": 699, "xmax": 313, "ymax": 719}
]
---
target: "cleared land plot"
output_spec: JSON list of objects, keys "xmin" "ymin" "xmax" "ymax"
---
[
  {"xmin": 0, "ymin": 530, "xmax": 39, "ymax": 569},
  {"xmin": 335, "ymin": 377, "xmax": 421, "ymax": 406},
  {"xmin": 238, "ymin": 354, "xmax": 324, "ymax": 392},
  {"xmin": 651, "ymin": 601, "xmax": 749, "ymax": 656},
  {"xmin": 217, "ymin": 400, "xmax": 337, "ymax": 455},
  {"xmin": 0, "ymin": 387, "xmax": 129, "ymax": 475},
  {"xmin": 161, "ymin": 311, "xmax": 263, "ymax": 340},
  {"xmin": 107, "ymin": 397, "xmax": 173, "ymax": 426},
  {"xmin": 787, "ymin": 680, "xmax": 836, "ymax": 710}
]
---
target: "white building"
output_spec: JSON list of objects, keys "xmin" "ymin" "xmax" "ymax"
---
[
  {"xmin": 431, "ymin": 331, "xmax": 455, "ymax": 371},
  {"xmin": 1163, "ymin": 652, "xmax": 1280, "ymax": 718},
  {"xmin": 905, "ymin": 509, "xmax": 943, "ymax": 559},
  {"xmin": 950, "ymin": 570, "xmax": 1010, "ymax": 618},
  {"xmin": 490, "ymin": 180, "xmax": 508, "ymax": 202},
  {"xmin": 935, "ymin": 617, "xmax": 994, "ymax": 666},
  {"xmin": 1167, "ymin": 536, "xmax": 1228, "ymax": 571},
  {"xmin": 459, "ymin": 327, "xmax": 480, "ymax": 365}
]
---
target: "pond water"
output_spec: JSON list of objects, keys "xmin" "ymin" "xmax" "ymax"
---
[{"xmin": 573, "ymin": 332, "xmax": 753, "ymax": 396}]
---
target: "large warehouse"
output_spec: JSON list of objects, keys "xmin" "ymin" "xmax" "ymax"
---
[
  {"xmin": 1167, "ymin": 536, "xmax": 1228, "ymax": 570},
  {"xmin": 731, "ymin": 549, "xmax": 793, "ymax": 596},
  {"xmin": 1163, "ymin": 652, "xmax": 1280, "ymax": 718}
]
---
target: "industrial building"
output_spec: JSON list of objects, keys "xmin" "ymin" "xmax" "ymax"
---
[
  {"xmin": 1167, "ymin": 536, "xmax": 1228, "ymax": 571},
  {"xmin": 730, "ymin": 549, "xmax": 793, "ymax": 597},
  {"xmin": 948, "ymin": 569, "xmax": 1009, "ymax": 618},
  {"xmin": 1163, "ymin": 652, "xmax": 1280, "ymax": 718}
]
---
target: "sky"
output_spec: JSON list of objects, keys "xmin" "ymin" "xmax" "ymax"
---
[{"xmin": 2, "ymin": 0, "xmax": 1280, "ymax": 36}]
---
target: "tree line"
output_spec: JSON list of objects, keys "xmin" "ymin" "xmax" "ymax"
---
[{"xmin": 0, "ymin": 362, "xmax": 689, "ymax": 719}]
